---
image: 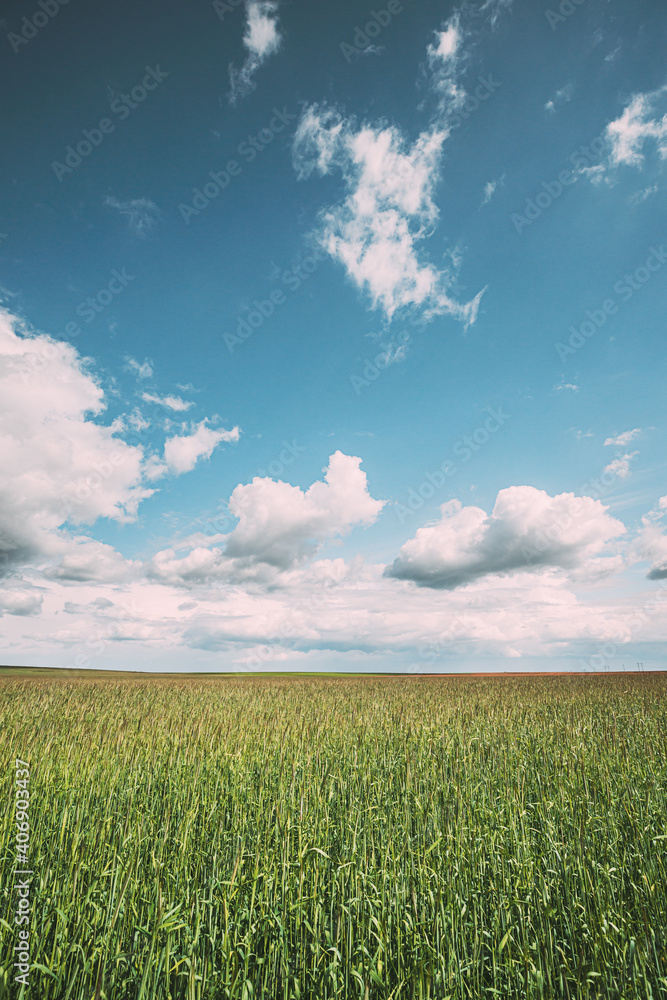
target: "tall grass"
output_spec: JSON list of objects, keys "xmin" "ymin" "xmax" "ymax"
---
[{"xmin": 1, "ymin": 673, "xmax": 666, "ymax": 998}]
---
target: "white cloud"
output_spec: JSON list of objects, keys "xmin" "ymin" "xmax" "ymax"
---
[
  {"xmin": 293, "ymin": 105, "xmax": 485, "ymax": 325},
  {"xmin": 479, "ymin": 0, "xmax": 513, "ymax": 28},
  {"xmin": 0, "ymin": 590, "xmax": 43, "ymax": 617},
  {"xmin": 0, "ymin": 308, "xmax": 156, "ymax": 574},
  {"xmin": 554, "ymin": 381, "xmax": 579, "ymax": 391},
  {"xmin": 385, "ymin": 487, "xmax": 626, "ymax": 589},
  {"xmin": 229, "ymin": 0, "xmax": 282, "ymax": 104},
  {"xmin": 225, "ymin": 451, "xmax": 384, "ymax": 569},
  {"xmin": 0, "ymin": 308, "xmax": 240, "ymax": 583},
  {"xmin": 105, "ymin": 197, "xmax": 161, "ymax": 238},
  {"xmin": 32, "ymin": 548, "xmax": 661, "ymax": 670},
  {"xmin": 141, "ymin": 391, "xmax": 193, "ymax": 412},
  {"xmin": 481, "ymin": 179, "xmax": 496, "ymax": 205},
  {"xmin": 602, "ymin": 451, "xmax": 638, "ymax": 480},
  {"xmin": 544, "ymin": 83, "xmax": 573, "ymax": 114},
  {"xmin": 163, "ymin": 421, "xmax": 239, "ymax": 475},
  {"xmin": 635, "ymin": 496, "xmax": 667, "ymax": 580},
  {"xmin": 44, "ymin": 538, "xmax": 139, "ymax": 583},
  {"xmin": 427, "ymin": 13, "xmax": 467, "ymax": 117},
  {"xmin": 147, "ymin": 451, "xmax": 384, "ymax": 587},
  {"xmin": 430, "ymin": 19, "xmax": 460, "ymax": 62},
  {"xmin": 629, "ymin": 183, "xmax": 659, "ymax": 204},
  {"xmin": 124, "ymin": 356, "xmax": 154, "ymax": 379},
  {"xmin": 480, "ymin": 172, "xmax": 505, "ymax": 207},
  {"xmin": 604, "ymin": 428, "xmax": 641, "ymax": 447},
  {"xmin": 605, "ymin": 85, "xmax": 667, "ymax": 169}
]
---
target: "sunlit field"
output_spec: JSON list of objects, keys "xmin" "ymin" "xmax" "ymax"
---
[{"xmin": 2, "ymin": 671, "xmax": 666, "ymax": 999}]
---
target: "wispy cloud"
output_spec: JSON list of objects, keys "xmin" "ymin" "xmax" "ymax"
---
[
  {"xmin": 480, "ymin": 172, "xmax": 505, "ymax": 207},
  {"xmin": 479, "ymin": 0, "xmax": 513, "ymax": 28},
  {"xmin": 629, "ymin": 183, "xmax": 659, "ymax": 204},
  {"xmin": 105, "ymin": 197, "xmax": 161, "ymax": 238},
  {"xmin": 481, "ymin": 179, "xmax": 496, "ymax": 205},
  {"xmin": 229, "ymin": 0, "xmax": 282, "ymax": 104},
  {"xmin": 293, "ymin": 105, "xmax": 484, "ymax": 326},
  {"xmin": 124, "ymin": 357, "xmax": 154, "ymax": 380},
  {"xmin": 163, "ymin": 422, "xmax": 240, "ymax": 475},
  {"xmin": 604, "ymin": 428, "xmax": 641, "ymax": 447},
  {"xmin": 605, "ymin": 84, "xmax": 667, "ymax": 169},
  {"xmin": 544, "ymin": 83, "xmax": 574, "ymax": 114},
  {"xmin": 426, "ymin": 12, "xmax": 467, "ymax": 118},
  {"xmin": 141, "ymin": 392, "xmax": 194, "ymax": 412},
  {"xmin": 554, "ymin": 381, "xmax": 579, "ymax": 391}
]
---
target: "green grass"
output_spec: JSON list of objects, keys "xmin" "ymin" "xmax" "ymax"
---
[{"xmin": 1, "ymin": 673, "xmax": 666, "ymax": 999}]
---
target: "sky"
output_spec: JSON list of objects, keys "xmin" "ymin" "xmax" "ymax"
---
[{"xmin": 1, "ymin": 0, "xmax": 666, "ymax": 673}]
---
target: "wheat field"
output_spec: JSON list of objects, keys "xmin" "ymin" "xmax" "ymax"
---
[{"xmin": 1, "ymin": 671, "xmax": 666, "ymax": 999}]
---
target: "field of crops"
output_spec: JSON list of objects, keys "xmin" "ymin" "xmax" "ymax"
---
[{"xmin": 1, "ymin": 671, "xmax": 667, "ymax": 1000}]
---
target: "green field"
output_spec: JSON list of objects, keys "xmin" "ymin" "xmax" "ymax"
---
[{"xmin": 1, "ymin": 672, "xmax": 666, "ymax": 999}]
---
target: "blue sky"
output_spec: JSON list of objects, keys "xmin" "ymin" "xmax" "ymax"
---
[{"xmin": 1, "ymin": 0, "xmax": 666, "ymax": 672}]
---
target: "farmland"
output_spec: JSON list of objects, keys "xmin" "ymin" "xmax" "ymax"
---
[{"xmin": 1, "ymin": 671, "xmax": 666, "ymax": 999}]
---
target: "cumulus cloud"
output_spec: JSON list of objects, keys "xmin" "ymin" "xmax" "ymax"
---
[
  {"xmin": 229, "ymin": 0, "xmax": 282, "ymax": 104},
  {"xmin": 604, "ymin": 428, "xmax": 641, "ymax": 447},
  {"xmin": 105, "ymin": 197, "xmax": 161, "ymax": 238},
  {"xmin": 147, "ymin": 452, "xmax": 385, "ymax": 587},
  {"xmin": 385, "ymin": 487, "xmax": 626, "ymax": 589},
  {"xmin": 293, "ymin": 105, "xmax": 485, "ymax": 325},
  {"xmin": 0, "ymin": 590, "xmax": 43, "ymax": 617},
  {"xmin": 602, "ymin": 452, "xmax": 638, "ymax": 480},
  {"xmin": 163, "ymin": 421, "xmax": 239, "ymax": 475},
  {"xmin": 141, "ymin": 391, "xmax": 193, "ymax": 412},
  {"xmin": 634, "ymin": 496, "xmax": 667, "ymax": 581},
  {"xmin": 226, "ymin": 451, "xmax": 384, "ymax": 568},
  {"xmin": 43, "ymin": 538, "xmax": 140, "ymax": 584},
  {"xmin": 0, "ymin": 308, "xmax": 156, "ymax": 574},
  {"xmin": 601, "ymin": 84, "xmax": 667, "ymax": 172},
  {"xmin": 0, "ymin": 308, "xmax": 240, "ymax": 583}
]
